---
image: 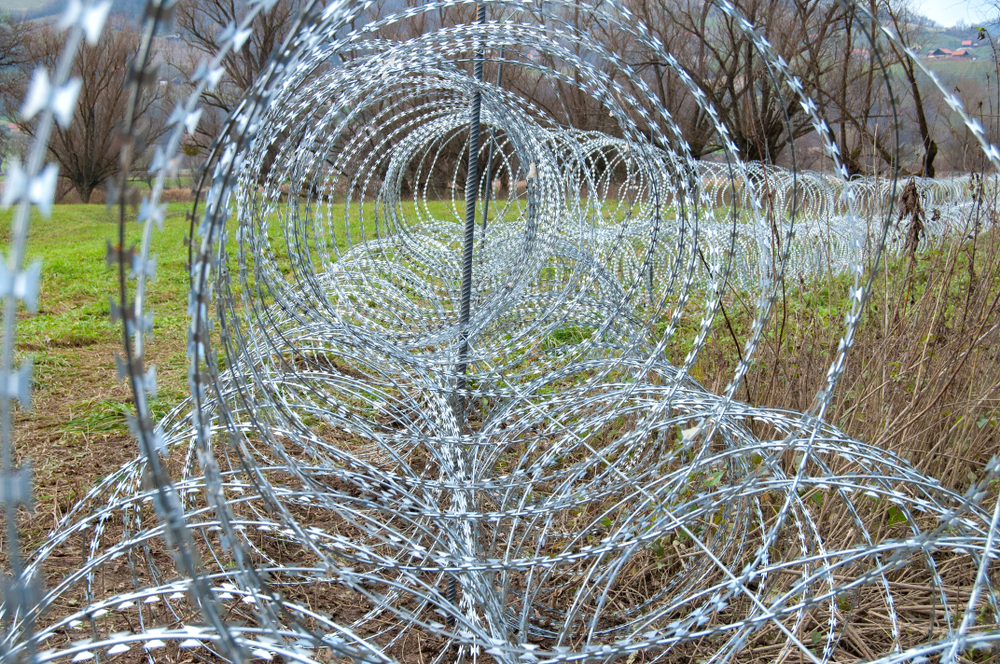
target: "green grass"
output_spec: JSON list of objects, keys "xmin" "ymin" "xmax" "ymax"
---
[
  {"xmin": 60, "ymin": 396, "xmax": 179, "ymax": 433},
  {"xmin": 0, "ymin": 204, "xmax": 195, "ymax": 440},
  {"xmin": 4, "ymin": 204, "xmax": 192, "ymax": 350},
  {"xmin": 0, "ymin": 195, "xmax": 793, "ymax": 447},
  {"xmin": 541, "ymin": 324, "xmax": 596, "ymax": 350},
  {"xmin": 127, "ymin": 176, "xmax": 199, "ymax": 191},
  {"xmin": 922, "ymin": 58, "xmax": 998, "ymax": 77},
  {"xmin": 0, "ymin": 197, "xmax": 525, "ymax": 437}
]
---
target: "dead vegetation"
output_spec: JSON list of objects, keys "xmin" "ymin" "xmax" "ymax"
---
[
  {"xmin": 686, "ymin": 180, "xmax": 1000, "ymax": 493},
  {"xmin": 4, "ymin": 183, "xmax": 1000, "ymax": 662}
]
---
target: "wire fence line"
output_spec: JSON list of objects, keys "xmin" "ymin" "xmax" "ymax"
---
[{"xmin": 2, "ymin": 1, "xmax": 1000, "ymax": 663}]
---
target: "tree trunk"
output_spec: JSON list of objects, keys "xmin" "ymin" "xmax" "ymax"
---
[
  {"xmin": 890, "ymin": 7, "xmax": 937, "ymax": 178},
  {"xmin": 922, "ymin": 133, "xmax": 938, "ymax": 178},
  {"xmin": 909, "ymin": 72, "xmax": 937, "ymax": 177}
]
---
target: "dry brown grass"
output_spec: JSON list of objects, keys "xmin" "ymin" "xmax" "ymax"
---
[
  {"xmin": 5, "ymin": 195, "xmax": 1000, "ymax": 662},
  {"xmin": 686, "ymin": 200, "xmax": 1000, "ymax": 496}
]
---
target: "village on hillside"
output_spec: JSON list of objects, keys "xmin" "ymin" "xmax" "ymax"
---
[
  {"xmin": 926, "ymin": 42, "xmax": 978, "ymax": 58},
  {"xmin": 921, "ymin": 22, "xmax": 997, "ymax": 60}
]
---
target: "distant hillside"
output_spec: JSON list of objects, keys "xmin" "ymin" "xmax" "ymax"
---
[
  {"xmin": 916, "ymin": 25, "xmax": 995, "ymax": 56},
  {"xmin": 0, "ymin": 0, "xmax": 44, "ymax": 11},
  {"xmin": 15, "ymin": 0, "xmax": 144, "ymax": 21}
]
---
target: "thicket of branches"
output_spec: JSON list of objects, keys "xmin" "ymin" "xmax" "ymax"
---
[
  {"xmin": 0, "ymin": 14, "xmax": 170, "ymax": 202},
  {"xmin": 173, "ymin": 0, "xmax": 301, "ymax": 154},
  {"xmin": 0, "ymin": 0, "xmax": 997, "ymax": 199}
]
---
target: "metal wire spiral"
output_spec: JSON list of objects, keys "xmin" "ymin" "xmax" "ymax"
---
[{"xmin": 3, "ymin": 1, "xmax": 1000, "ymax": 663}]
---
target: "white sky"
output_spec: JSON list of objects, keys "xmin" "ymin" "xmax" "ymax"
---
[{"xmin": 915, "ymin": 0, "xmax": 998, "ymax": 27}]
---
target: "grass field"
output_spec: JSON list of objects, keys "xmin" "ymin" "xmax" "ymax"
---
[
  {"xmin": 0, "ymin": 196, "xmax": 516, "ymax": 540},
  {"xmin": 923, "ymin": 56, "xmax": 998, "ymax": 77},
  {"xmin": 3, "ymin": 194, "xmax": 999, "ymax": 635},
  {"xmin": 2, "ymin": 204, "xmax": 193, "ymax": 536}
]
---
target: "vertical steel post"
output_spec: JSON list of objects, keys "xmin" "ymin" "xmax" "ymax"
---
[
  {"xmin": 449, "ymin": 1, "xmax": 487, "ymax": 623},
  {"xmin": 455, "ymin": 3, "xmax": 486, "ymax": 407},
  {"xmin": 480, "ymin": 50, "xmax": 504, "ymax": 238}
]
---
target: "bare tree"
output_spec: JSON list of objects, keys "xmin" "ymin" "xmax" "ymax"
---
[
  {"xmin": 612, "ymin": 0, "xmax": 841, "ymax": 163},
  {"xmin": 0, "ymin": 11, "xmax": 29, "ymax": 70},
  {"xmin": 883, "ymin": 2, "xmax": 939, "ymax": 176},
  {"xmin": 596, "ymin": 1, "xmax": 717, "ymax": 158},
  {"xmin": 15, "ymin": 22, "xmax": 170, "ymax": 202},
  {"xmin": 500, "ymin": 4, "xmax": 620, "ymax": 136},
  {"xmin": 174, "ymin": 0, "xmax": 301, "ymax": 153},
  {"xmin": 808, "ymin": 0, "xmax": 942, "ymax": 177},
  {"xmin": 0, "ymin": 11, "xmax": 32, "ymax": 157}
]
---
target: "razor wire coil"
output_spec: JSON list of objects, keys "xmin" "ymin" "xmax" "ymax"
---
[{"xmin": 3, "ymin": 1, "xmax": 1000, "ymax": 664}]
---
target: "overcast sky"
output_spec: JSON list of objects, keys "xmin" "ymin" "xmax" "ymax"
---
[{"xmin": 916, "ymin": 0, "xmax": 998, "ymax": 27}]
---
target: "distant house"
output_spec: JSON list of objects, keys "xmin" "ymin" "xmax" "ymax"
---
[
  {"xmin": 951, "ymin": 49, "xmax": 971, "ymax": 57},
  {"xmin": 961, "ymin": 40, "xmax": 977, "ymax": 47},
  {"xmin": 928, "ymin": 48, "xmax": 953, "ymax": 57}
]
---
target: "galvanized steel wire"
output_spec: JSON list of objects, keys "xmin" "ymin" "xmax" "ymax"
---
[{"xmin": 2, "ymin": 1, "xmax": 1000, "ymax": 664}]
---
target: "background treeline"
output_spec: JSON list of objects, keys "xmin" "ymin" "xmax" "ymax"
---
[{"xmin": 0, "ymin": 0, "xmax": 998, "ymax": 201}]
